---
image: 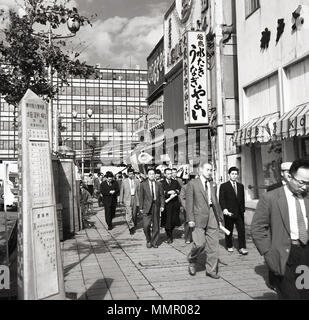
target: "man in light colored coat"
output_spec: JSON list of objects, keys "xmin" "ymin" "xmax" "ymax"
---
[
  {"xmin": 186, "ymin": 161, "xmax": 224, "ymax": 279},
  {"xmin": 252, "ymin": 159, "xmax": 309, "ymax": 299},
  {"xmin": 120, "ymin": 168, "xmax": 140, "ymax": 235}
]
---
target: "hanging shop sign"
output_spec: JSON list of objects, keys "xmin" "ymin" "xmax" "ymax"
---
[
  {"xmin": 147, "ymin": 38, "xmax": 165, "ymax": 97},
  {"xmin": 164, "ymin": 0, "xmax": 202, "ymax": 75},
  {"xmin": 183, "ymin": 31, "xmax": 208, "ymax": 125}
]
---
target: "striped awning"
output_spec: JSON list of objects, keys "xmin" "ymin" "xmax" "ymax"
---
[
  {"xmin": 273, "ymin": 103, "xmax": 309, "ymax": 140},
  {"xmin": 234, "ymin": 112, "xmax": 279, "ymax": 146}
]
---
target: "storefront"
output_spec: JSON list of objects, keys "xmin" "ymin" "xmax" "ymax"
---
[{"xmin": 234, "ymin": 102, "xmax": 309, "ymax": 200}]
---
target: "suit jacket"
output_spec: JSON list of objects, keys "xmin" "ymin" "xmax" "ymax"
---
[
  {"xmin": 251, "ymin": 186, "xmax": 309, "ymax": 276},
  {"xmin": 139, "ymin": 179, "xmax": 165, "ymax": 214},
  {"xmin": 266, "ymin": 181, "xmax": 283, "ymax": 192},
  {"xmin": 100, "ymin": 180, "xmax": 119, "ymax": 206},
  {"xmin": 186, "ymin": 177, "xmax": 223, "ymax": 228},
  {"xmin": 219, "ymin": 181, "xmax": 245, "ymax": 217},
  {"xmin": 119, "ymin": 178, "xmax": 140, "ymax": 206}
]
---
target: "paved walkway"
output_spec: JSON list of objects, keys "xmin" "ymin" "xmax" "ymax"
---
[{"xmin": 61, "ymin": 203, "xmax": 278, "ymax": 300}]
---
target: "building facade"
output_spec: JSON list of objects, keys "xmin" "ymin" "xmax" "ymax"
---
[
  {"xmin": 235, "ymin": 0, "xmax": 309, "ymax": 204},
  {"xmin": 153, "ymin": 0, "xmax": 239, "ymax": 179},
  {"xmin": 0, "ymin": 67, "xmax": 148, "ymax": 171}
]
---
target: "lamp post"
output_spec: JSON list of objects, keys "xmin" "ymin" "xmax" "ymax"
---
[{"xmin": 72, "ymin": 108, "xmax": 93, "ymax": 179}]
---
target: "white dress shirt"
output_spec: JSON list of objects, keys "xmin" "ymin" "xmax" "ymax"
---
[
  {"xmin": 284, "ymin": 185, "xmax": 308, "ymax": 240},
  {"xmin": 149, "ymin": 180, "xmax": 156, "ymax": 200},
  {"xmin": 129, "ymin": 178, "xmax": 135, "ymax": 196},
  {"xmin": 200, "ymin": 176, "xmax": 212, "ymax": 205}
]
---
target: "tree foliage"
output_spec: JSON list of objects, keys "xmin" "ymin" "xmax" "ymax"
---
[{"xmin": 0, "ymin": 0, "xmax": 96, "ymax": 106}]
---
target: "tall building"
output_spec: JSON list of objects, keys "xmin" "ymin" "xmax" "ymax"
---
[
  {"xmin": 0, "ymin": 67, "xmax": 148, "ymax": 171},
  {"xmin": 235, "ymin": 0, "xmax": 309, "ymax": 204}
]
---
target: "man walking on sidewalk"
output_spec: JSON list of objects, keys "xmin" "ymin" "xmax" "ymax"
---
[
  {"xmin": 120, "ymin": 168, "xmax": 140, "ymax": 235},
  {"xmin": 186, "ymin": 161, "xmax": 224, "ymax": 279},
  {"xmin": 219, "ymin": 167, "xmax": 248, "ymax": 255},
  {"xmin": 252, "ymin": 159, "xmax": 309, "ymax": 299},
  {"xmin": 139, "ymin": 168, "xmax": 165, "ymax": 248},
  {"xmin": 100, "ymin": 172, "xmax": 119, "ymax": 230}
]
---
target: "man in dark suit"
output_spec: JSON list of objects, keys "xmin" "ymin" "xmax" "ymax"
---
[
  {"xmin": 100, "ymin": 171, "xmax": 119, "ymax": 230},
  {"xmin": 219, "ymin": 167, "xmax": 247, "ymax": 255},
  {"xmin": 139, "ymin": 168, "xmax": 165, "ymax": 248},
  {"xmin": 251, "ymin": 159, "xmax": 309, "ymax": 299},
  {"xmin": 186, "ymin": 161, "xmax": 224, "ymax": 279},
  {"xmin": 161, "ymin": 168, "xmax": 181, "ymax": 243}
]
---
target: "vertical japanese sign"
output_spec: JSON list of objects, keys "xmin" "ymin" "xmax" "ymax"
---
[
  {"xmin": 183, "ymin": 31, "xmax": 208, "ymax": 125},
  {"xmin": 17, "ymin": 89, "xmax": 64, "ymax": 300}
]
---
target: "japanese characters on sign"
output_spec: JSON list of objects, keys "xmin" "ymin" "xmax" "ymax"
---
[{"xmin": 183, "ymin": 31, "xmax": 208, "ymax": 125}]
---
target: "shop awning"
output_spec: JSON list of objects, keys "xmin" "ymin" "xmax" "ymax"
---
[
  {"xmin": 273, "ymin": 103, "xmax": 309, "ymax": 140},
  {"xmin": 234, "ymin": 112, "xmax": 279, "ymax": 146}
]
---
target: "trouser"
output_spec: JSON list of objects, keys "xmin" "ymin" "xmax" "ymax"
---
[
  {"xmin": 270, "ymin": 243, "xmax": 309, "ymax": 300},
  {"xmin": 104, "ymin": 205, "xmax": 113, "ymax": 228},
  {"xmin": 184, "ymin": 222, "xmax": 193, "ymax": 242},
  {"xmin": 183, "ymin": 209, "xmax": 192, "ymax": 242},
  {"xmin": 125, "ymin": 196, "xmax": 138, "ymax": 229},
  {"xmin": 111, "ymin": 203, "xmax": 116, "ymax": 219},
  {"xmin": 165, "ymin": 228, "xmax": 174, "ymax": 239},
  {"xmin": 224, "ymin": 214, "xmax": 246, "ymax": 249},
  {"xmin": 143, "ymin": 202, "xmax": 160, "ymax": 246},
  {"xmin": 87, "ymin": 185, "xmax": 94, "ymax": 196},
  {"xmin": 187, "ymin": 208, "xmax": 219, "ymax": 274}
]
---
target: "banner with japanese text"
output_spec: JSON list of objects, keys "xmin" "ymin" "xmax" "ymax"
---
[{"xmin": 183, "ymin": 31, "xmax": 208, "ymax": 125}]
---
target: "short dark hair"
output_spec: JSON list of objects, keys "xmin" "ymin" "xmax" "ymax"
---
[
  {"xmin": 164, "ymin": 168, "xmax": 172, "ymax": 174},
  {"xmin": 228, "ymin": 167, "xmax": 239, "ymax": 175},
  {"xmin": 127, "ymin": 168, "xmax": 135, "ymax": 174},
  {"xmin": 289, "ymin": 159, "xmax": 309, "ymax": 176},
  {"xmin": 172, "ymin": 168, "xmax": 177, "ymax": 172},
  {"xmin": 147, "ymin": 168, "xmax": 155, "ymax": 174},
  {"xmin": 105, "ymin": 171, "xmax": 114, "ymax": 178},
  {"xmin": 155, "ymin": 169, "xmax": 161, "ymax": 175}
]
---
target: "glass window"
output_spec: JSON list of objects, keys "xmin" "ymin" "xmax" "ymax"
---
[
  {"xmin": 245, "ymin": 0, "xmax": 260, "ymax": 18},
  {"xmin": 72, "ymin": 122, "xmax": 81, "ymax": 132}
]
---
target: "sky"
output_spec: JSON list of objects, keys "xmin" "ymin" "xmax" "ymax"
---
[
  {"xmin": 73, "ymin": 0, "xmax": 172, "ymax": 69},
  {"xmin": 0, "ymin": 0, "xmax": 173, "ymax": 69},
  {"xmin": 0, "ymin": 0, "xmax": 172, "ymax": 69}
]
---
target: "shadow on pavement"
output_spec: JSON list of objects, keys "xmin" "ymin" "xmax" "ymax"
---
[{"xmin": 78, "ymin": 278, "xmax": 112, "ymax": 300}]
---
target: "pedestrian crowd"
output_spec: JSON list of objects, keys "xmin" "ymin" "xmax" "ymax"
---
[{"xmin": 78, "ymin": 158, "xmax": 309, "ymax": 300}]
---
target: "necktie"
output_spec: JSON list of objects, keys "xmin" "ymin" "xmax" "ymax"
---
[
  {"xmin": 233, "ymin": 182, "xmax": 237, "ymax": 195},
  {"xmin": 151, "ymin": 181, "xmax": 155, "ymax": 199},
  {"xmin": 294, "ymin": 196, "xmax": 308, "ymax": 245},
  {"xmin": 205, "ymin": 181, "xmax": 209, "ymax": 203}
]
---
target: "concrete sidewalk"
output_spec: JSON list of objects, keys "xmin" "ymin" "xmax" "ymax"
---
[{"xmin": 61, "ymin": 203, "xmax": 278, "ymax": 300}]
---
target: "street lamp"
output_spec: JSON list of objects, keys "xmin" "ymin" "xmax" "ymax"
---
[{"xmin": 72, "ymin": 108, "xmax": 93, "ymax": 179}]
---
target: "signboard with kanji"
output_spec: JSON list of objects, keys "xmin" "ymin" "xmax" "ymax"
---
[
  {"xmin": 17, "ymin": 89, "xmax": 65, "ymax": 300},
  {"xmin": 183, "ymin": 31, "xmax": 208, "ymax": 125}
]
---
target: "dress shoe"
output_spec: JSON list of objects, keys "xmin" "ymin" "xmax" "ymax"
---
[
  {"xmin": 129, "ymin": 228, "xmax": 135, "ymax": 235},
  {"xmin": 185, "ymin": 240, "xmax": 191, "ymax": 244},
  {"xmin": 206, "ymin": 272, "xmax": 221, "ymax": 279},
  {"xmin": 146, "ymin": 242, "xmax": 152, "ymax": 249},
  {"xmin": 108, "ymin": 225, "xmax": 113, "ymax": 230},
  {"xmin": 152, "ymin": 244, "xmax": 158, "ymax": 248},
  {"xmin": 227, "ymin": 247, "xmax": 234, "ymax": 253},
  {"xmin": 188, "ymin": 264, "xmax": 196, "ymax": 276},
  {"xmin": 239, "ymin": 248, "xmax": 248, "ymax": 255}
]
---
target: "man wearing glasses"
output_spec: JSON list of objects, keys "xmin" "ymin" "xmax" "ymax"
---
[{"xmin": 252, "ymin": 159, "xmax": 309, "ymax": 299}]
